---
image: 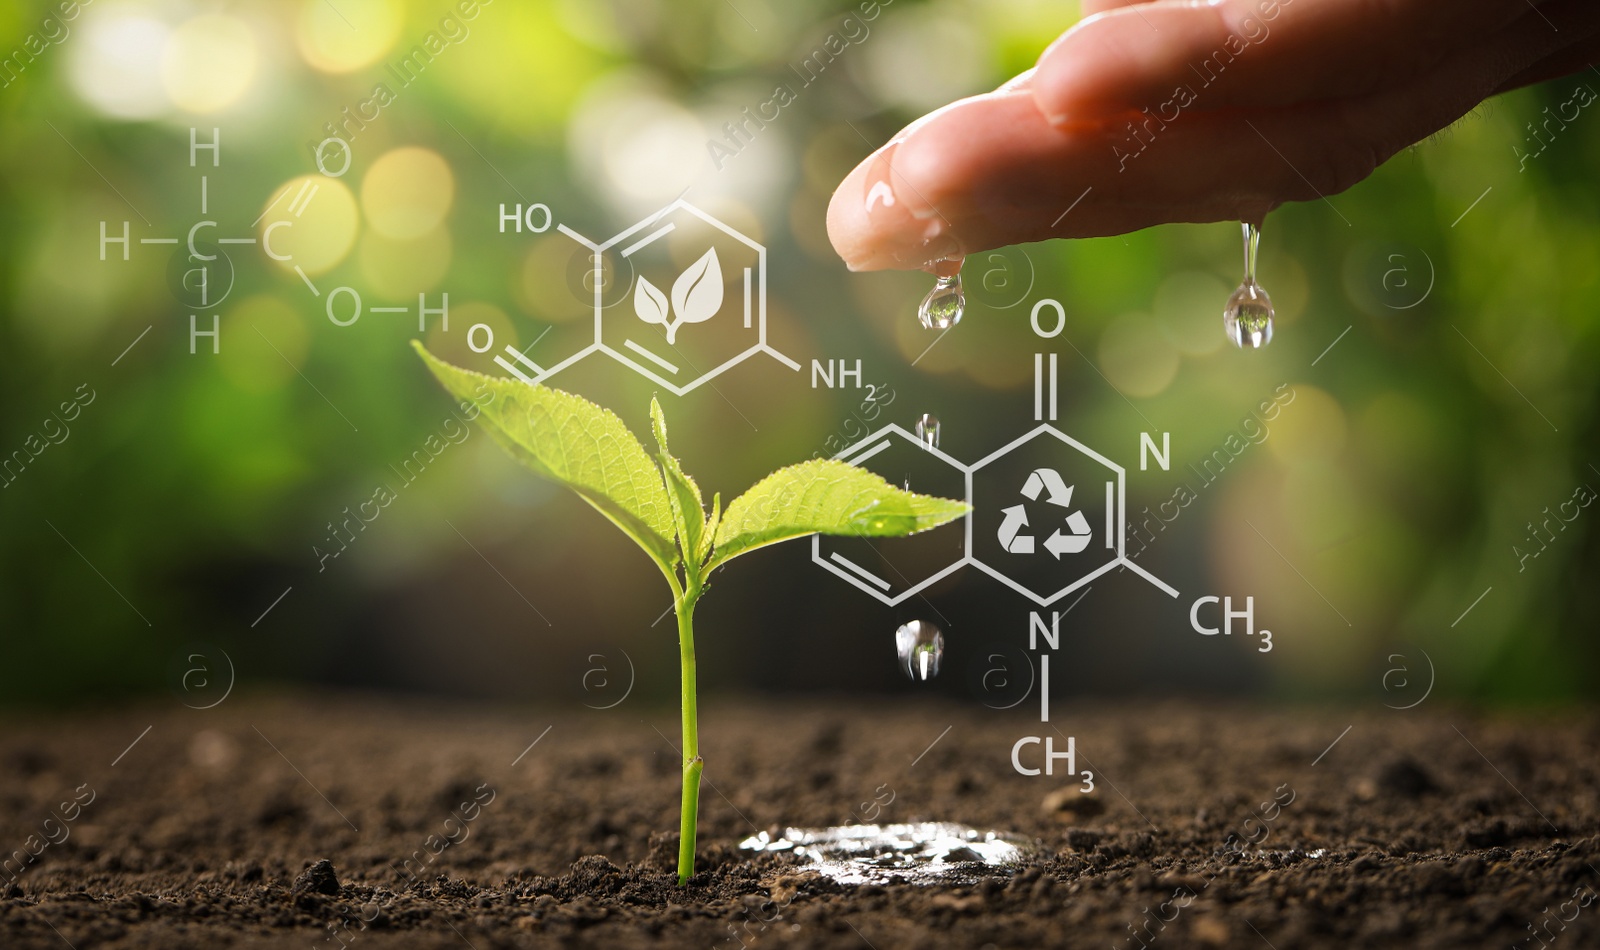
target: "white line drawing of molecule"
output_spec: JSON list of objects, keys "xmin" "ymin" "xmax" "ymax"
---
[
  {"xmin": 100, "ymin": 132, "xmax": 799, "ymax": 396},
  {"xmin": 488, "ymin": 199, "xmax": 800, "ymax": 396},
  {"xmin": 97, "ymin": 128, "xmax": 252, "ymax": 354},
  {"xmin": 813, "ymin": 423, "xmax": 971, "ymax": 606},
  {"xmin": 815, "ymin": 422, "xmax": 1179, "ymax": 607}
]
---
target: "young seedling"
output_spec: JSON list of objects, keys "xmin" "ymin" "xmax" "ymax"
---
[{"xmin": 414, "ymin": 343, "xmax": 968, "ymax": 884}]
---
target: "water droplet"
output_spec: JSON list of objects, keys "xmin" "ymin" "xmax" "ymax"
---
[
  {"xmin": 915, "ymin": 414, "xmax": 940, "ymax": 450},
  {"xmin": 918, "ymin": 274, "xmax": 964, "ymax": 330},
  {"xmin": 1224, "ymin": 281, "xmax": 1274, "ymax": 349},
  {"xmin": 1224, "ymin": 221, "xmax": 1274, "ymax": 349},
  {"xmin": 895, "ymin": 620, "xmax": 944, "ymax": 682}
]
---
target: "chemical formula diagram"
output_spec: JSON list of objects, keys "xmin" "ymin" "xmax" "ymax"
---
[
  {"xmin": 94, "ymin": 128, "xmax": 1270, "ymax": 790},
  {"xmin": 812, "ymin": 325, "xmax": 1277, "ymax": 784},
  {"xmin": 813, "ymin": 380, "xmax": 1178, "ymax": 608},
  {"xmin": 96, "ymin": 130, "xmax": 450, "ymax": 353},
  {"xmin": 95, "ymin": 129, "xmax": 800, "ymax": 398},
  {"xmin": 486, "ymin": 199, "xmax": 800, "ymax": 394},
  {"xmin": 97, "ymin": 128, "xmax": 242, "ymax": 355}
]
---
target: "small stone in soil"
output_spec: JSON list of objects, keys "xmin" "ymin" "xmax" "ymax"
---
[
  {"xmin": 292, "ymin": 859, "xmax": 341, "ymax": 896},
  {"xmin": 1042, "ymin": 787, "xmax": 1106, "ymax": 818}
]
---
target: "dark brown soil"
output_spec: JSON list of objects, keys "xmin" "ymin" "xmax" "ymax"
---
[{"xmin": 2, "ymin": 693, "xmax": 1598, "ymax": 948}]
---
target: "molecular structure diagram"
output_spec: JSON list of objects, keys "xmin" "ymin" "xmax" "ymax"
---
[
  {"xmin": 96, "ymin": 128, "xmax": 800, "ymax": 398},
  {"xmin": 484, "ymin": 198, "xmax": 800, "ymax": 396},
  {"xmin": 814, "ymin": 421, "xmax": 1181, "ymax": 608}
]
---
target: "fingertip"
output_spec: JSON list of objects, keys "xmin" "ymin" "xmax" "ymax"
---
[
  {"xmin": 826, "ymin": 154, "xmax": 877, "ymax": 271},
  {"xmin": 886, "ymin": 92, "xmax": 1026, "ymax": 222},
  {"xmin": 828, "ymin": 141, "xmax": 936, "ymax": 272}
]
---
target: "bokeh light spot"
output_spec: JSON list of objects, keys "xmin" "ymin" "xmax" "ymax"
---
[
  {"xmin": 296, "ymin": 0, "xmax": 403, "ymax": 74},
  {"xmin": 361, "ymin": 147, "xmax": 455, "ymax": 240},
  {"xmin": 161, "ymin": 14, "xmax": 258, "ymax": 114},
  {"xmin": 864, "ymin": 8, "xmax": 991, "ymax": 112},
  {"xmin": 1266, "ymin": 385, "xmax": 1347, "ymax": 466},
  {"xmin": 259, "ymin": 175, "xmax": 360, "ymax": 276},
  {"xmin": 570, "ymin": 74, "xmax": 705, "ymax": 214},
  {"xmin": 67, "ymin": 7, "xmax": 172, "ymax": 119},
  {"xmin": 1099, "ymin": 313, "xmax": 1181, "ymax": 398}
]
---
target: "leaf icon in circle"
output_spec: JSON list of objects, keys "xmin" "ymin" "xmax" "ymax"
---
[
  {"xmin": 667, "ymin": 247, "xmax": 723, "ymax": 344},
  {"xmin": 634, "ymin": 275, "xmax": 669, "ymax": 328}
]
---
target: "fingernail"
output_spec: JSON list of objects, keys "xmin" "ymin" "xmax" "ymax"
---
[
  {"xmin": 863, "ymin": 143, "xmax": 899, "ymax": 217},
  {"xmin": 868, "ymin": 139, "xmax": 945, "ymax": 222}
]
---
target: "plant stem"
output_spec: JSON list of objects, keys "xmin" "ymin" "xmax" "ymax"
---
[{"xmin": 675, "ymin": 582, "xmax": 703, "ymax": 885}]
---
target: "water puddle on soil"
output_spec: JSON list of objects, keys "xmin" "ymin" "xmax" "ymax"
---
[{"xmin": 740, "ymin": 822, "xmax": 1040, "ymax": 885}]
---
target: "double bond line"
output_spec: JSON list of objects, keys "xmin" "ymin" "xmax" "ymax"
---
[{"xmin": 1034, "ymin": 353, "xmax": 1059, "ymax": 421}]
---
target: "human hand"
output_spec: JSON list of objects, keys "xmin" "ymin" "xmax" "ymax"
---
[{"xmin": 828, "ymin": 0, "xmax": 1600, "ymax": 273}]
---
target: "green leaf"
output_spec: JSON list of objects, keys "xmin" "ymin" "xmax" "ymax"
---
[
  {"xmin": 709, "ymin": 459, "xmax": 969, "ymax": 569},
  {"xmin": 414, "ymin": 343, "xmax": 677, "ymax": 568},
  {"xmin": 699, "ymin": 492, "xmax": 721, "ymax": 567},
  {"xmin": 649, "ymin": 396, "xmax": 705, "ymax": 567}
]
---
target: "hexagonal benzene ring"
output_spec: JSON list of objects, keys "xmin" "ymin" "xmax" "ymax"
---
[
  {"xmin": 595, "ymin": 200, "xmax": 797, "ymax": 396},
  {"xmin": 968, "ymin": 425, "xmax": 1125, "ymax": 606},
  {"xmin": 812, "ymin": 424, "xmax": 972, "ymax": 605}
]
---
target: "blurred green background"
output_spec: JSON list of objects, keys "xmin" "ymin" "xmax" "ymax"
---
[{"xmin": 1, "ymin": 0, "xmax": 1595, "ymax": 710}]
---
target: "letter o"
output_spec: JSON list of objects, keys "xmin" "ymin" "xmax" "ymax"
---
[
  {"xmin": 523, "ymin": 203, "xmax": 552, "ymax": 233},
  {"xmin": 315, "ymin": 137, "xmax": 353, "ymax": 178},
  {"xmin": 326, "ymin": 286, "xmax": 362, "ymax": 326},
  {"xmin": 1030, "ymin": 298, "xmax": 1065, "ymax": 338},
  {"xmin": 467, "ymin": 323, "xmax": 494, "ymax": 353}
]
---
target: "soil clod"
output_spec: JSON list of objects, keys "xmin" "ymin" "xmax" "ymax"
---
[{"xmin": 291, "ymin": 859, "xmax": 341, "ymax": 896}]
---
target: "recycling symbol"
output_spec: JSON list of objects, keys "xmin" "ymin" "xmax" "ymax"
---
[{"xmin": 996, "ymin": 468, "xmax": 1093, "ymax": 559}]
